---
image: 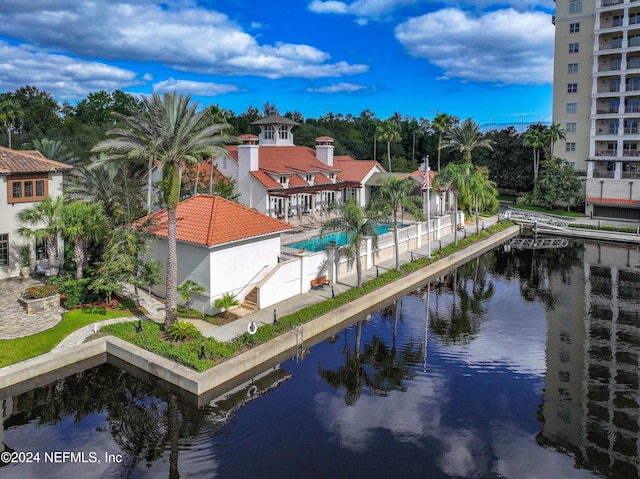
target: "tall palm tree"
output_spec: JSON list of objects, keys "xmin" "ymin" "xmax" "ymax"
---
[
  {"xmin": 467, "ymin": 166, "xmax": 498, "ymax": 234},
  {"xmin": 321, "ymin": 198, "xmax": 381, "ymax": 288},
  {"xmin": 0, "ymin": 99, "xmax": 22, "ymax": 149},
  {"xmin": 435, "ymin": 163, "xmax": 467, "ymax": 245},
  {"xmin": 17, "ymin": 196, "xmax": 65, "ymax": 277},
  {"xmin": 377, "ymin": 119, "xmax": 401, "ymax": 172},
  {"xmin": 545, "ymin": 122, "xmax": 566, "ymax": 160},
  {"xmin": 433, "ymin": 112, "xmax": 453, "ymax": 172},
  {"xmin": 61, "ymin": 200, "xmax": 105, "ymax": 279},
  {"xmin": 94, "ymin": 92, "xmax": 236, "ymax": 326},
  {"xmin": 522, "ymin": 127, "xmax": 546, "ymax": 185},
  {"xmin": 440, "ymin": 118, "xmax": 494, "ymax": 172},
  {"xmin": 372, "ymin": 177, "xmax": 424, "ymax": 270}
]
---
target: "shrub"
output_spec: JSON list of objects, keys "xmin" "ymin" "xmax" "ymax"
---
[
  {"xmin": 81, "ymin": 306, "xmax": 107, "ymax": 315},
  {"xmin": 23, "ymin": 284, "xmax": 58, "ymax": 299},
  {"xmin": 167, "ymin": 320, "xmax": 199, "ymax": 341},
  {"xmin": 61, "ymin": 278, "xmax": 101, "ymax": 308}
]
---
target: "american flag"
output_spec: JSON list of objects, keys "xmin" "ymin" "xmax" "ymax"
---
[{"xmin": 421, "ymin": 164, "xmax": 429, "ymax": 191}]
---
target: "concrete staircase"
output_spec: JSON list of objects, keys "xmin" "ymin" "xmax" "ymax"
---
[{"xmin": 242, "ymin": 287, "xmax": 259, "ymax": 312}]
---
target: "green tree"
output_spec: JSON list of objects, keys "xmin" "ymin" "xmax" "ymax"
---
[
  {"xmin": 17, "ymin": 196, "xmax": 64, "ymax": 277},
  {"xmin": 177, "ymin": 279, "xmax": 205, "ymax": 313},
  {"xmin": 433, "ymin": 112, "xmax": 454, "ymax": 172},
  {"xmin": 435, "ymin": 163, "xmax": 467, "ymax": 245},
  {"xmin": 522, "ymin": 125, "xmax": 547, "ymax": 185},
  {"xmin": 214, "ymin": 292, "xmax": 239, "ymax": 319},
  {"xmin": 0, "ymin": 99, "xmax": 23, "ymax": 149},
  {"xmin": 377, "ymin": 119, "xmax": 402, "ymax": 172},
  {"xmin": 440, "ymin": 118, "xmax": 494, "ymax": 170},
  {"xmin": 94, "ymin": 92, "xmax": 237, "ymax": 326},
  {"xmin": 321, "ymin": 198, "xmax": 382, "ymax": 288},
  {"xmin": 372, "ymin": 177, "xmax": 424, "ymax": 269},
  {"xmin": 467, "ymin": 166, "xmax": 498, "ymax": 234},
  {"xmin": 61, "ymin": 200, "xmax": 106, "ymax": 279},
  {"xmin": 527, "ymin": 157, "xmax": 582, "ymax": 210}
]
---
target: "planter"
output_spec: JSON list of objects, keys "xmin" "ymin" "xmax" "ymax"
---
[
  {"xmin": 18, "ymin": 293, "xmax": 61, "ymax": 315},
  {"xmin": 21, "ymin": 266, "xmax": 30, "ymax": 277}
]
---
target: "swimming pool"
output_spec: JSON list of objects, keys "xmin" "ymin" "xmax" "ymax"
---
[{"xmin": 286, "ymin": 223, "xmax": 405, "ymax": 252}]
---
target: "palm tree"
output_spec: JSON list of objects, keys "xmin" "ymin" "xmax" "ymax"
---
[
  {"xmin": 545, "ymin": 122, "xmax": 566, "ymax": 160},
  {"xmin": 94, "ymin": 92, "xmax": 237, "ymax": 326},
  {"xmin": 467, "ymin": 166, "xmax": 498, "ymax": 234},
  {"xmin": 522, "ymin": 127, "xmax": 546, "ymax": 185},
  {"xmin": 372, "ymin": 177, "xmax": 424, "ymax": 270},
  {"xmin": 61, "ymin": 200, "xmax": 105, "ymax": 279},
  {"xmin": 17, "ymin": 196, "xmax": 65, "ymax": 277},
  {"xmin": 32, "ymin": 138, "xmax": 76, "ymax": 165},
  {"xmin": 433, "ymin": 112, "xmax": 454, "ymax": 172},
  {"xmin": 0, "ymin": 99, "xmax": 23, "ymax": 149},
  {"xmin": 321, "ymin": 198, "xmax": 381, "ymax": 288},
  {"xmin": 377, "ymin": 119, "xmax": 401, "ymax": 172},
  {"xmin": 435, "ymin": 163, "xmax": 467, "ymax": 245},
  {"xmin": 440, "ymin": 118, "xmax": 494, "ymax": 172}
]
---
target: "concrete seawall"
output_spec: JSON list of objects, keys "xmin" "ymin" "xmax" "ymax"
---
[{"xmin": 0, "ymin": 225, "xmax": 520, "ymax": 400}]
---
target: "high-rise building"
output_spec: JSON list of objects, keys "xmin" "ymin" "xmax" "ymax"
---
[{"xmin": 553, "ymin": 0, "xmax": 640, "ymax": 220}]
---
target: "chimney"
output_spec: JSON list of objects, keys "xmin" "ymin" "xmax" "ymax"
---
[
  {"xmin": 238, "ymin": 134, "xmax": 259, "ymax": 172},
  {"xmin": 316, "ymin": 136, "xmax": 334, "ymax": 167}
]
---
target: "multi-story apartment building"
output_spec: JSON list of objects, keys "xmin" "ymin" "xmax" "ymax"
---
[{"xmin": 553, "ymin": 0, "xmax": 640, "ymax": 220}]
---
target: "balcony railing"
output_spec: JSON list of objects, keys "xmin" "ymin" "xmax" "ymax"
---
[
  {"xmin": 624, "ymin": 127, "xmax": 639, "ymax": 133},
  {"xmin": 623, "ymin": 150, "xmax": 640, "ymax": 156},
  {"xmin": 602, "ymin": 0, "xmax": 624, "ymax": 6},
  {"xmin": 596, "ymin": 108, "xmax": 620, "ymax": 114},
  {"xmin": 622, "ymin": 171, "xmax": 640, "ymax": 178},
  {"xmin": 596, "ymin": 150, "xmax": 618, "ymax": 156},
  {"xmin": 593, "ymin": 171, "xmax": 616, "ymax": 178}
]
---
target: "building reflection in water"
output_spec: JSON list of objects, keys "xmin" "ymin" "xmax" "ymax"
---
[{"xmin": 539, "ymin": 241, "xmax": 640, "ymax": 478}]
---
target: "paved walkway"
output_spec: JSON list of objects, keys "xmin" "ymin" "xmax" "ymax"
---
[{"xmin": 0, "ymin": 277, "xmax": 65, "ymax": 339}]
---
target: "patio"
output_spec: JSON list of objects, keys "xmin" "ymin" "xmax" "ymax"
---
[{"xmin": 0, "ymin": 277, "xmax": 65, "ymax": 339}]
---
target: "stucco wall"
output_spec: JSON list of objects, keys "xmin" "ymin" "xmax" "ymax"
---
[{"xmin": 0, "ymin": 172, "xmax": 65, "ymax": 280}]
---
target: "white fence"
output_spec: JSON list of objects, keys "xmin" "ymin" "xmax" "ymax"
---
[{"xmin": 255, "ymin": 214, "xmax": 458, "ymax": 309}]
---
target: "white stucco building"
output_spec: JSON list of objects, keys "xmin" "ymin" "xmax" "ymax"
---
[
  {"xmin": 138, "ymin": 194, "xmax": 292, "ymax": 313},
  {"xmin": 213, "ymin": 115, "xmax": 385, "ymax": 222},
  {"xmin": 0, "ymin": 147, "xmax": 71, "ymax": 279}
]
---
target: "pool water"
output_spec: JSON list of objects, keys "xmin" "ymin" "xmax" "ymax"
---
[{"xmin": 287, "ymin": 223, "xmax": 405, "ymax": 252}]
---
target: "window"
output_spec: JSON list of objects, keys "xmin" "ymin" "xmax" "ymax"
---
[
  {"xmin": 558, "ymin": 371, "xmax": 571, "ymax": 383},
  {"xmin": 625, "ymin": 119, "xmax": 638, "ymax": 134},
  {"xmin": 569, "ymin": 22, "xmax": 580, "ymax": 33},
  {"xmin": 610, "ymin": 78, "xmax": 621, "ymax": 92},
  {"xmin": 566, "ymin": 103, "xmax": 577, "ymax": 114},
  {"xmin": 628, "ymin": 77, "xmax": 640, "ymax": 91},
  {"xmin": 613, "ymin": 15, "xmax": 623, "ymax": 27},
  {"xmin": 566, "ymin": 142, "xmax": 576, "ymax": 152},
  {"xmin": 568, "ymin": 63, "xmax": 578, "ymax": 74},
  {"xmin": 264, "ymin": 125, "xmax": 274, "ymax": 140},
  {"xmin": 305, "ymin": 174, "xmax": 313, "ymax": 182},
  {"xmin": 608, "ymin": 119, "xmax": 619, "ymax": 134},
  {"xmin": 278, "ymin": 126, "xmax": 288, "ymax": 140},
  {"xmin": 567, "ymin": 83, "xmax": 578, "ymax": 93},
  {"xmin": 569, "ymin": 43, "xmax": 579, "ymax": 54},
  {"xmin": 7, "ymin": 176, "xmax": 48, "ymax": 203},
  {"xmin": 611, "ymin": 58, "xmax": 622, "ymax": 70},
  {"xmin": 0, "ymin": 234, "xmax": 7, "ymax": 266},
  {"xmin": 612, "ymin": 37, "xmax": 623, "ymax": 49},
  {"xmin": 279, "ymin": 176, "xmax": 287, "ymax": 184},
  {"xmin": 626, "ymin": 98, "xmax": 640, "ymax": 112},
  {"xmin": 569, "ymin": 0, "xmax": 582, "ymax": 14},
  {"xmin": 566, "ymin": 122, "xmax": 577, "ymax": 133},
  {"xmin": 631, "ymin": 13, "xmax": 640, "ymax": 25}
]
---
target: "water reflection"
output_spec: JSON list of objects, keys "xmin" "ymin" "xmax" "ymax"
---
[{"xmin": 1, "ymin": 238, "xmax": 639, "ymax": 478}]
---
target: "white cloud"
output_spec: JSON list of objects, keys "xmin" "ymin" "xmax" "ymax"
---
[
  {"xmin": 0, "ymin": 41, "xmax": 141, "ymax": 99},
  {"xmin": 308, "ymin": 1, "xmax": 349, "ymax": 14},
  {"xmin": 153, "ymin": 78, "xmax": 240, "ymax": 96},
  {"xmin": 395, "ymin": 8, "xmax": 554, "ymax": 86},
  {"xmin": 0, "ymin": 1, "xmax": 367, "ymax": 80},
  {"xmin": 307, "ymin": 82, "xmax": 367, "ymax": 93},
  {"xmin": 309, "ymin": 0, "xmax": 421, "ymax": 20}
]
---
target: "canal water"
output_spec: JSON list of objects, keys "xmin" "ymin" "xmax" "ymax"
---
[{"xmin": 1, "ymin": 238, "xmax": 639, "ymax": 479}]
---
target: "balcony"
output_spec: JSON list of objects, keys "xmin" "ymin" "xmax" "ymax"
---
[
  {"xmin": 596, "ymin": 150, "xmax": 618, "ymax": 156},
  {"xmin": 624, "ymin": 127, "xmax": 639, "ymax": 133},
  {"xmin": 596, "ymin": 108, "xmax": 620, "ymax": 114},
  {"xmin": 622, "ymin": 150, "xmax": 640, "ymax": 156},
  {"xmin": 603, "ymin": 0, "xmax": 624, "ymax": 6}
]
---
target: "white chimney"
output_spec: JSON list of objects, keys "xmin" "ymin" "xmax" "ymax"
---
[{"xmin": 315, "ymin": 136, "xmax": 334, "ymax": 167}]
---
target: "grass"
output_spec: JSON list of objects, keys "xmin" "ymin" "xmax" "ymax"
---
[
  {"xmin": 102, "ymin": 220, "xmax": 515, "ymax": 372},
  {"xmin": 0, "ymin": 307, "xmax": 132, "ymax": 368},
  {"xmin": 510, "ymin": 204, "xmax": 587, "ymax": 218}
]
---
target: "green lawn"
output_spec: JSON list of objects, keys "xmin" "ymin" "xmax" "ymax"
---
[
  {"xmin": 510, "ymin": 204, "xmax": 587, "ymax": 218},
  {"xmin": 0, "ymin": 307, "xmax": 132, "ymax": 368}
]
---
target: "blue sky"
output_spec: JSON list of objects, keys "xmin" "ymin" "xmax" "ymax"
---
[{"xmin": 0, "ymin": 0, "xmax": 556, "ymax": 129}]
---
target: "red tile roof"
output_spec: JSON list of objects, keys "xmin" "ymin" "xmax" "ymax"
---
[
  {"xmin": 408, "ymin": 169, "xmax": 436, "ymax": 187},
  {"xmin": 587, "ymin": 197, "xmax": 640, "ymax": 206},
  {"xmin": 137, "ymin": 194, "xmax": 291, "ymax": 246},
  {"xmin": 314, "ymin": 173, "xmax": 332, "ymax": 184},
  {"xmin": 0, "ymin": 146, "xmax": 73, "ymax": 175},
  {"xmin": 334, "ymin": 157, "xmax": 383, "ymax": 182},
  {"xmin": 250, "ymin": 170, "xmax": 282, "ymax": 189},
  {"xmin": 288, "ymin": 175, "xmax": 309, "ymax": 187}
]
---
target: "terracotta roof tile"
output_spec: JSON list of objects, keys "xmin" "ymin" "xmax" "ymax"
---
[
  {"xmin": 288, "ymin": 175, "xmax": 308, "ymax": 187},
  {"xmin": 587, "ymin": 197, "xmax": 640, "ymax": 206},
  {"xmin": 0, "ymin": 146, "xmax": 73, "ymax": 175},
  {"xmin": 314, "ymin": 173, "xmax": 332, "ymax": 184},
  {"xmin": 250, "ymin": 170, "xmax": 282, "ymax": 189},
  {"xmin": 334, "ymin": 157, "xmax": 383, "ymax": 182},
  {"xmin": 137, "ymin": 194, "xmax": 291, "ymax": 246}
]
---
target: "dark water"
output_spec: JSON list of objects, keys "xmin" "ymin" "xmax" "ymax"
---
[{"xmin": 1, "ymin": 238, "xmax": 640, "ymax": 479}]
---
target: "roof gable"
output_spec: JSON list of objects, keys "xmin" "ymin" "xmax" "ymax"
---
[{"xmin": 0, "ymin": 146, "xmax": 73, "ymax": 175}]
